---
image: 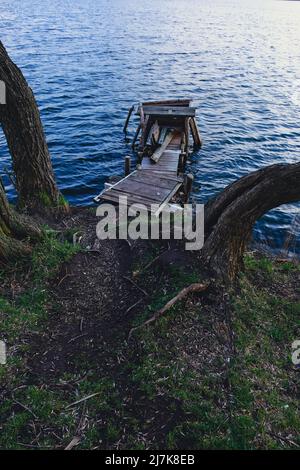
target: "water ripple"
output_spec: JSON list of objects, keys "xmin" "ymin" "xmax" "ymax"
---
[{"xmin": 0, "ymin": 0, "xmax": 299, "ymax": 252}]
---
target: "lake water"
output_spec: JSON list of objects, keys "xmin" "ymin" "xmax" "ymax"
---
[{"xmin": 0, "ymin": 0, "xmax": 299, "ymax": 253}]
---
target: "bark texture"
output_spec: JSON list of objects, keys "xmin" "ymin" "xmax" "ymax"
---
[
  {"xmin": 202, "ymin": 163, "xmax": 300, "ymax": 281},
  {"xmin": 0, "ymin": 41, "xmax": 68, "ymax": 213},
  {"xmin": 0, "ymin": 178, "xmax": 41, "ymax": 260}
]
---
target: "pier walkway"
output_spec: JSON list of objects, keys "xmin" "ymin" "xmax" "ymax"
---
[{"xmin": 94, "ymin": 100, "xmax": 201, "ymax": 214}]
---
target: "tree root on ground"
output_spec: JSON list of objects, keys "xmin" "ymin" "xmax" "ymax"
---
[{"xmin": 128, "ymin": 282, "xmax": 209, "ymax": 339}]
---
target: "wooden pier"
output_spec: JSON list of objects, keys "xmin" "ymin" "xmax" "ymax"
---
[{"xmin": 94, "ymin": 99, "xmax": 201, "ymax": 214}]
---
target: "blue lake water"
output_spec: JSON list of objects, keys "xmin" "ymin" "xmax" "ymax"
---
[{"xmin": 0, "ymin": 0, "xmax": 300, "ymax": 253}]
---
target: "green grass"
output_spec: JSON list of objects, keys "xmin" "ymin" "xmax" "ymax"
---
[
  {"xmin": 0, "ymin": 232, "xmax": 81, "ymax": 449},
  {"xmin": 229, "ymin": 272, "xmax": 300, "ymax": 449},
  {"xmin": 124, "ymin": 258, "xmax": 300, "ymax": 449},
  {"xmin": 0, "ymin": 386, "xmax": 75, "ymax": 449},
  {"xmin": 0, "ymin": 232, "xmax": 79, "ymax": 344},
  {"xmin": 244, "ymin": 254, "xmax": 274, "ymax": 276},
  {"xmin": 0, "ymin": 231, "xmax": 79, "ymax": 384}
]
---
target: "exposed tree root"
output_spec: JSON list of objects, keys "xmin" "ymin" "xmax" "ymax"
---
[
  {"xmin": 128, "ymin": 282, "xmax": 209, "ymax": 339},
  {"xmin": 203, "ymin": 163, "xmax": 300, "ymax": 281},
  {"xmin": 0, "ymin": 177, "xmax": 42, "ymax": 261}
]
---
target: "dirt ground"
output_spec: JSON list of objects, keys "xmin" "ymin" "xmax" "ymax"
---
[
  {"xmin": 26, "ymin": 208, "xmax": 203, "ymax": 381},
  {"xmin": 0, "ymin": 208, "xmax": 299, "ymax": 449}
]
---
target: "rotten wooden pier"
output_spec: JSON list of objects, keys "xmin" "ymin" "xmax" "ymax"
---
[{"xmin": 94, "ymin": 99, "xmax": 201, "ymax": 214}]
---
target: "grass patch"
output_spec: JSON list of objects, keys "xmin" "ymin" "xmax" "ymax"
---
[
  {"xmin": 244, "ymin": 254, "xmax": 274, "ymax": 276},
  {"xmin": 0, "ymin": 232, "xmax": 79, "ymax": 343},
  {"xmin": 0, "ymin": 231, "xmax": 81, "ymax": 449},
  {"xmin": 0, "ymin": 232, "xmax": 79, "ymax": 380}
]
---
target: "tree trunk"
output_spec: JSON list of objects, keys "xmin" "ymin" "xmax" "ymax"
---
[
  {"xmin": 202, "ymin": 163, "xmax": 300, "ymax": 282},
  {"xmin": 0, "ymin": 41, "xmax": 68, "ymax": 213},
  {"xmin": 0, "ymin": 178, "xmax": 41, "ymax": 260}
]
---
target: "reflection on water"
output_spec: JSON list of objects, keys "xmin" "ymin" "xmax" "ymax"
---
[{"xmin": 0, "ymin": 0, "xmax": 299, "ymax": 253}]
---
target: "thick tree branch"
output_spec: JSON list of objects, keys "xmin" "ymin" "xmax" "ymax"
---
[
  {"xmin": 0, "ymin": 41, "xmax": 68, "ymax": 213},
  {"xmin": 202, "ymin": 163, "xmax": 300, "ymax": 281}
]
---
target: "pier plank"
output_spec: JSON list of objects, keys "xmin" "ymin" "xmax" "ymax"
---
[
  {"xmin": 150, "ymin": 131, "xmax": 176, "ymax": 163},
  {"xmin": 129, "ymin": 173, "xmax": 182, "ymax": 189},
  {"xmin": 112, "ymin": 180, "xmax": 171, "ymax": 201},
  {"xmin": 143, "ymin": 106, "xmax": 196, "ymax": 117}
]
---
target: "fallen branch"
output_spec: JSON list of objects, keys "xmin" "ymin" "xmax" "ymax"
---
[
  {"xmin": 128, "ymin": 282, "xmax": 209, "ymax": 339},
  {"xmin": 66, "ymin": 392, "xmax": 101, "ymax": 409}
]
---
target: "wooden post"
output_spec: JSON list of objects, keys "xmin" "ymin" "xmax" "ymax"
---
[
  {"xmin": 139, "ymin": 115, "xmax": 149, "ymax": 150},
  {"xmin": 181, "ymin": 138, "xmax": 185, "ymax": 153},
  {"xmin": 189, "ymin": 118, "xmax": 196, "ymax": 147},
  {"xmin": 189, "ymin": 117, "xmax": 202, "ymax": 148},
  {"xmin": 137, "ymin": 151, "xmax": 143, "ymax": 164},
  {"xmin": 184, "ymin": 118, "xmax": 190, "ymax": 163},
  {"xmin": 123, "ymin": 105, "xmax": 134, "ymax": 134},
  {"xmin": 124, "ymin": 156, "xmax": 131, "ymax": 176},
  {"xmin": 139, "ymin": 103, "xmax": 145, "ymax": 126},
  {"xmin": 178, "ymin": 152, "xmax": 185, "ymax": 174},
  {"xmin": 132, "ymin": 123, "xmax": 141, "ymax": 149},
  {"xmin": 184, "ymin": 173, "xmax": 194, "ymax": 202},
  {"xmin": 194, "ymin": 118, "xmax": 202, "ymax": 147},
  {"xmin": 139, "ymin": 104, "xmax": 145, "ymax": 148}
]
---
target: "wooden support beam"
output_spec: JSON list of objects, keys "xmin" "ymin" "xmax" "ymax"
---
[
  {"xmin": 132, "ymin": 123, "xmax": 141, "ymax": 148},
  {"xmin": 124, "ymin": 156, "xmax": 131, "ymax": 176},
  {"xmin": 123, "ymin": 105, "xmax": 134, "ymax": 134},
  {"xmin": 178, "ymin": 152, "xmax": 185, "ymax": 174},
  {"xmin": 184, "ymin": 173, "xmax": 194, "ymax": 202},
  {"xmin": 149, "ymin": 120, "xmax": 160, "ymax": 146},
  {"xmin": 184, "ymin": 118, "xmax": 190, "ymax": 162},
  {"xmin": 143, "ymin": 106, "xmax": 196, "ymax": 117},
  {"xmin": 181, "ymin": 133, "xmax": 186, "ymax": 153},
  {"xmin": 137, "ymin": 150, "xmax": 144, "ymax": 165},
  {"xmin": 140, "ymin": 115, "xmax": 149, "ymax": 149}
]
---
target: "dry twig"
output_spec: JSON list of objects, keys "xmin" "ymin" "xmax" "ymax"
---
[
  {"xmin": 64, "ymin": 436, "xmax": 81, "ymax": 450},
  {"xmin": 125, "ymin": 298, "xmax": 144, "ymax": 315},
  {"xmin": 122, "ymin": 275, "xmax": 148, "ymax": 296},
  {"xmin": 66, "ymin": 392, "xmax": 101, "ymax": 409}
]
